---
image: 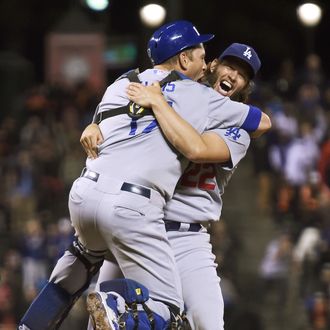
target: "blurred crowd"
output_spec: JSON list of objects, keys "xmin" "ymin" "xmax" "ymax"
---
[
  {"xmin": 255, "ymin": 53, "xmax": 330, "ymax": 330},
  {"xmin": 0, "ymin": 80, "xmax": 99, "ymax": 328},
  {"xmin": 0, "ymin": 53, "xmax": 330, "ymax": 329}
]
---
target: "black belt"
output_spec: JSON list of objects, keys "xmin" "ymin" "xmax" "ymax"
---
[
  {"xmin": 121, "ymin": 182, "xmax": 151, "ymax": 198},
  {"xmin": 80, "ymin": 168, "xmax": 151, "ymax": 199},
  {"xmin": 164, "ymin": 220, "xmax": 202, "ymax": 232}
]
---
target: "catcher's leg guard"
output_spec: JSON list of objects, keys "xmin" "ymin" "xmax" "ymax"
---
[
  {"xmin": 19, "ymin": 282, "xmax": 75, "ymax": 330},
  {"xmin": 19, "ymin": 239, "xmax": 106, "ymax": 330}
]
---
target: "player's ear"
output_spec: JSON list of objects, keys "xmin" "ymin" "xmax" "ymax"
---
[
  {"xmin": 209, "ymin": 59, "xmax": 219, "ymax": 73},
  {"xmin": 178, "ymin": 52, "xmax": 189, "ymax": 70}
]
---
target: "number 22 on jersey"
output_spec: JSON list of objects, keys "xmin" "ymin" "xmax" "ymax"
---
[{"xmin": 179, "ymin": 163, "xmax": 216, "ymax": 190}]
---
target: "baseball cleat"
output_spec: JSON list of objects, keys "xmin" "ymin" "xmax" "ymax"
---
[{"xmin": 87, "ymin": 291, "xmax": 119, "ymax": 330}]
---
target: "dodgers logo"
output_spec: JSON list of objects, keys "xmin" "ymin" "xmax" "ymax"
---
[
  {"xmin": 243, "ymin": 47, "xmax": 252, "ymax": 60},
  {"xmin": 224, "ymin": 127, "xmax": 241, "ymax": 141}
]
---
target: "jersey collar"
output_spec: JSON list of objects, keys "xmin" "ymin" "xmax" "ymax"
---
[{"xmin": 173, "ymin": 71, "xmax": 192, "ymax": 80}]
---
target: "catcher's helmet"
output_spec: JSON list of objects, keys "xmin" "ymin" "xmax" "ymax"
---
[{"xmin": 147, "ymin": 20, "xmax": 214, "ymax": 65}]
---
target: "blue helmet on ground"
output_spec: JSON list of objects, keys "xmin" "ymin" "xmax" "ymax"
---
[
  {"xmin": 219, "ymin": 43, "xmax": 261, "ymax": 78},
  {"xmin": 147, "ymin": 20, "xmax": 214, "ymax": 65}
]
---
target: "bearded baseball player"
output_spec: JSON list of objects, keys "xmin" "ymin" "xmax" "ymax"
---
[
  {"xmin": 149, "ymin": 43, "xmax": 263, "ymax": 330},
  {"xmin": 19, "ymin": 19, "xmax": 269, "ymax": 330},
  {"xmin": 84, "ymin": 43, "xmax": 264, "ymax": 330}
]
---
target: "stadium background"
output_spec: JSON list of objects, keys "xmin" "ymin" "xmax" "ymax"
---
[{"xmin": 0, "ymin": 1, "xmax": 330, "ymax": 329}]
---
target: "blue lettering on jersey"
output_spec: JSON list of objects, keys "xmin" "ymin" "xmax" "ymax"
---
[
  {"xmin": 142, "ymin": 81, "xmax": 175, "ymax": 92},
  {"xmin": 129, "ymin": 118, "xmax": 159, "ymax": 136},
  {"xmin": 162, "ymin": 82, "xmax": 175, "ymax": 92},
  {"xmin": 224, "ymin": 127, "xmax": 241, "ymax": 141},
  {"xmin": 142, "ymin": 119, "xmax": 158, "ymax": 133},
  {"xmin": 129, "ymin": 118, "xmax": 138, "ymax": 135}
]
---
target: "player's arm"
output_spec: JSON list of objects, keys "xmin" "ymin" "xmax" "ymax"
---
[
  {"xmin": 78, "ymin": 113, "xmax": 227, "ymax": 162},
  {"xmin": 250, "ymin": 112, "xmax": 271, "ymax": 138},
  {"xmin": 190, "ymin": 131, "xmax": 231, "ymax": 163},
  {"xmin": 80, "ymin": 123, "xmax": 104, "ymax": 159},
  {"xmin": 148, "ymin": 97, "xmax": 231, "ymax": 163},
  {"xmin": 80, "ymin": 78, "xmax": 128, "ymax": 158},
  {"xmin": 126, "ymin": 82, "xmax": 264, "ymax": 163}
]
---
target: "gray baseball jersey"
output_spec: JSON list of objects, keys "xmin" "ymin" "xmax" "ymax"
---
[
  {"xmin": 87, "ymin": 69, "xmax": 256, "ymax": 201},
  {"xmin": 164, "ymin": 127, "xmax": 251, "ymax": 222}
]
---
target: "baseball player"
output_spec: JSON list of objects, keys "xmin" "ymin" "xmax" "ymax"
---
[
  {"xmin": 84, "ymin": 43, "xmax": 264, "ymax": 330},
  {"xmin": 19, "ymin": 19, "xmax": 267, "ymax": 330}
]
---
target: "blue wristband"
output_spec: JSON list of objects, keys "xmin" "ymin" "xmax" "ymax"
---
[{"xmin": 241, "ymin": 106, "xmax": 262, "ymax": 132}]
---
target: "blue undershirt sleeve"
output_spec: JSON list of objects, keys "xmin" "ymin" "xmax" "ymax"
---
[{"xmin": 241, "ymin": 106, "xmax": 262, "ymax": 132}]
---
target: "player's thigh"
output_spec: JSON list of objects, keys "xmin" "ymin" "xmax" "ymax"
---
[
  {"xmin": 98, "ymin": 192, "xmax": 183, "ymax": 309},
  {"xmin": 169, "ymin": 230, "xmax": 224, "ymax": 330},
  {"xmin": 97, "ymin": 191, "xmax": 163, "ymax": 238},
  {"xmin": 69, "ymin": 177, "xmax": 107, "ymax": 251},
  {"xmin": 96, "ymin": 259, "xmax": 122, "ymax": 290}
]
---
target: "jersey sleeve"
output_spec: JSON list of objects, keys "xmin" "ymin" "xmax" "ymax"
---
[
  {"xmin": 100, "ymin": 79, "xmax": 130, "ymax": 108},
  {"xmin": 206, "ymin": 90, "xmax": 262, "ymax": 132},
  {"xmin": 209, "ymin": 127, "xmax": 251, "ymax": 169}
]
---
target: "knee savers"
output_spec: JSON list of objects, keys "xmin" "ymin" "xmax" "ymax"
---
[
  {"xmin": 67, "ymin": 238, "xmax": 106, "ymax": 294},
  {"xmin": 101, "ymin": 278, "xmax": 169, "ymax": 329},
  {"xmin": 99, "ymin": 279, "xmax": 191, "ymax": 330}
]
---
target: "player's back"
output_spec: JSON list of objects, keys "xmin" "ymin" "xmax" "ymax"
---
[
  {"xmin": 87, "ymin": 69, "xmax": 211, "ymax": 200},
  {"xmin": 164, "ymin": 128, "xmax": 251, "ymax": 222}
]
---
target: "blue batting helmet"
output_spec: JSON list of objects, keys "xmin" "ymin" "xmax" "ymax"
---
[
  {"xmin": 219, "ymin": 43, "xmax": 261, "ymax": 77},
  {"xmin": 147, "ymin": 20, "xmax": 214, "ymax": 65}
]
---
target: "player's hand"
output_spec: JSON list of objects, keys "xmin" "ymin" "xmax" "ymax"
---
[
  {"xmin": 126, "ymin": 82, "xmax": 163, "ymax": 108},
  {"xmin": 80, "ymin": 123, "xmax": 104, "ymax": 159}
]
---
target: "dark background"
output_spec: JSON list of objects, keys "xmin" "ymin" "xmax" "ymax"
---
[
  {"xmin": 0, "ymin": 0, "xmax": 329, "ymax": 83},
  {"xmin": 0, "ymin": 2, "xmax": 329, "ymax": 329}
]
